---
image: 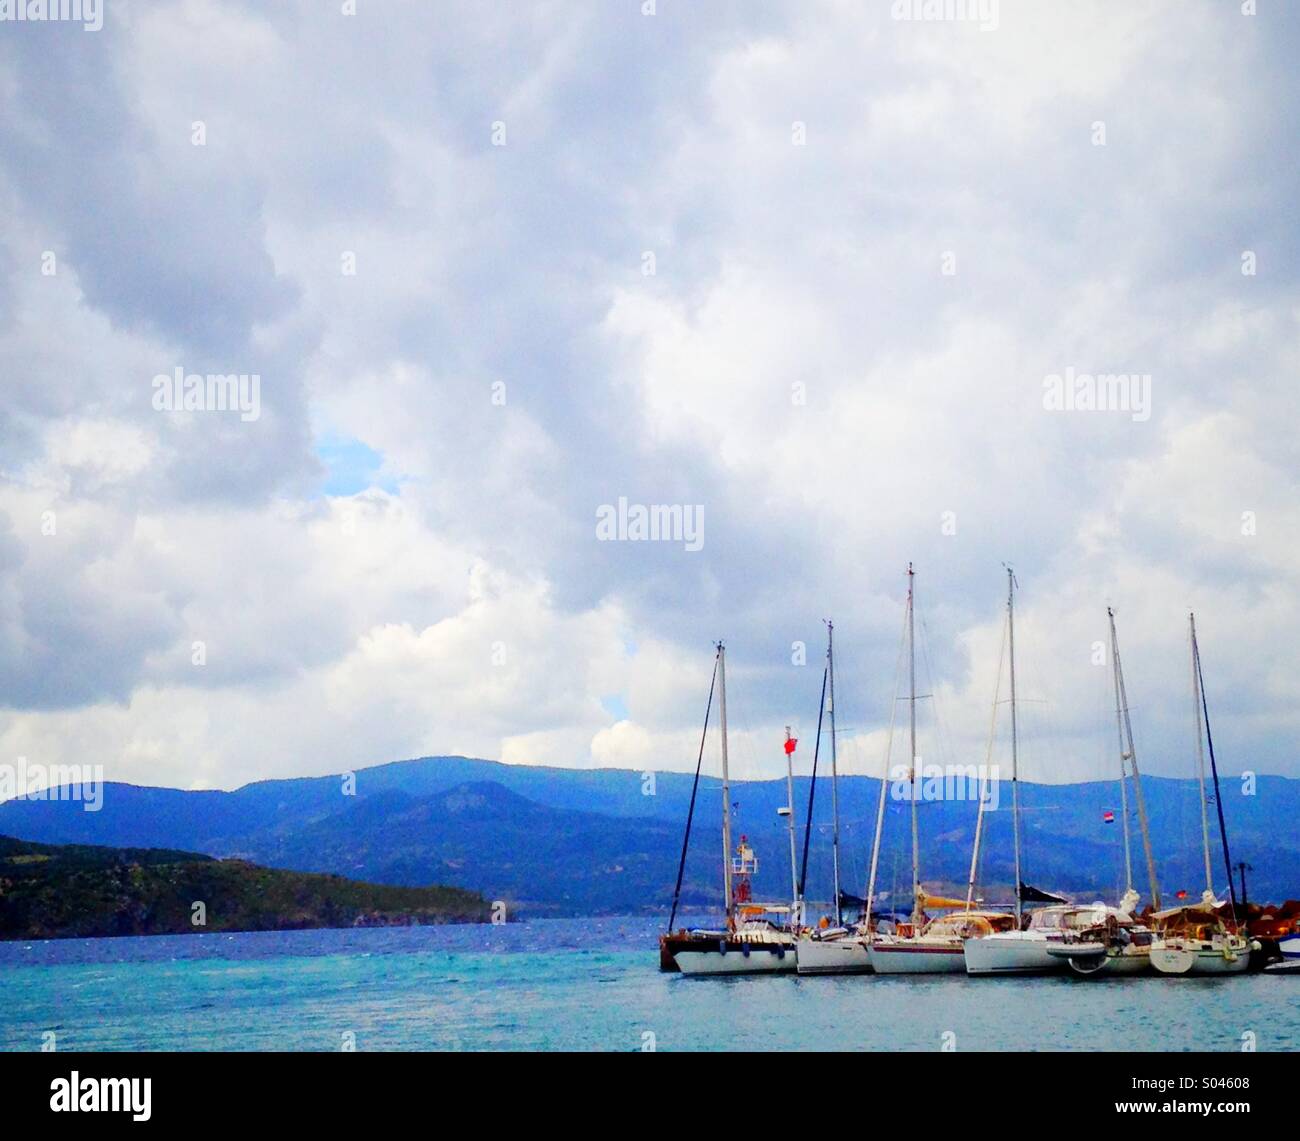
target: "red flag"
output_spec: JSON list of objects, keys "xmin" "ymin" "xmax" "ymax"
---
[
  {"xmin": 1103, "ymin": 810, "xmax": 1115, "ymax": 824},
  {"xmin": 784, "ymin": 737, "xmax": 797, "ymax": 755},
  {"xmin": 1176, "ymin": 890, "xmax": 1188, "ymax": 899}
]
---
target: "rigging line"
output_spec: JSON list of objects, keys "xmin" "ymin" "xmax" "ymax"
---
[
  {"xmin": 798, "ymin": 664, "xmax": 829, "ymax": 900},
  {"xmin": 864, "ymin": 599, "xmax": 911, "ymax": 920},
  {"xmin": 1193, "ymin": 618, "xmax": 1239, "ymax": 927},
  {"xmin": 916, "ymin": 610, "xmax": 959, "ymax": 775},
  {"xmin": 667, "ymin": 649, "xmax": 720, "ymax": 932}
]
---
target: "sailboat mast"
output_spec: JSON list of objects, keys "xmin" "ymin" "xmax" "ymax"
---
[
  {"xmin": 865, "ymin": 608, "xmax": 908, "ymax": 933},
  {"xmin": 1111, "ymin": 612, "xmax": 1160, "ymax": 911},
  {"xmin": 798, "ymin": 666, "xmax": 828, "ymax": 900},
  {"xmin": 718, "ymin": 642, "xmax": 734, "ymax": 924},
  {"xmin": 827, "ymin": 620, "xmax": 842, "ymax": 925},
  {"xmin": 1007, "ymin": 568, "xmax": 1023, "ymax": 925},
  {"xmin": 1108, "ymin": 608, "xmax": 1133, "ymax": 893},
  {"xmin": 907, "ymin": 564, "xmax": 920, "ymax": 927},
  {"xmin": 784, "ymin": 726, "xmax": 800, "ymax": 917},
  {"xmin": 1190, "ymin": 615, "xmax": 1214, "ymax": 896},
  {"xmin": 1191, "ymin": 614, "xmax": 1239, "ymax": 924},
  {"xmin": 967, "ymin": 607, "xmax": 1008, "ymax": 910}
]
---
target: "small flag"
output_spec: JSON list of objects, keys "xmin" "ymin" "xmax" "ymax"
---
[
  {"xmin": 784, "ymin": 737, "xmax": 798, "ymax": 755},
  {"xmin": 1103, "ymin": 810, "xmax": 1115, "ymax": 824},
  {"xmin": 1176, "ymin": 890, "xmax": 1188, "ymax": 900}
]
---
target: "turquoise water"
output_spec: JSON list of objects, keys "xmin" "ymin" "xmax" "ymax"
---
[{"xmin": 0, "ymin": 918, "xmax": 1295, "ymax": 1051}]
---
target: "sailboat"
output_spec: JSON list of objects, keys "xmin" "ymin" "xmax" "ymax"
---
[
  {"xmin": 1045, "ymin": 608, "xmax": 1158, "ymax": 977},
  {"xmin": 963, "ymin": 568, "xmax": 1078, "ymax": 977},
  {"xmin": 1150, "ymin": 615, "xmax": 1256, "ymax": 976},
  {"xmin": 868, "ymin": 565, "xmax": 1017, "ymax": 975},
  {"xmin": 659, "ymin": 642, "xmax": 798, "ymax": 976},
  {"xmin": 796, "ymin": 622, "xmax": 875, "ymax": 975},
  {"xmin": 1264, "ymin": 933, "xmax": 1300, "ymax": 973}
]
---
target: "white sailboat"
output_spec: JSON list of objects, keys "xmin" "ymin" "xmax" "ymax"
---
[
  {"xmin": 963, "ymin": 568, "xmax": 1074, "ymax": 977},
  {"xmin": 867, "ymin": 565, "xmax": 1016, "ymax": 976},
  {"xmin": 662, "ymin": 642, "xmax": 798, "ymax": 976},
  {"xmin": 797, "ymin": 621, "xmax": 875, "ymax": 975},
  {"xmin": 1043, "ymin": 608, "xmax": 1158, "ymax": 977},
  {"xmin": 1264, "ymin": 934, "xmax": 1300, "ymax": 973},
  {"xmin": 1150, "ymin": 615, "xmax": 1255, "ymax": 976}
]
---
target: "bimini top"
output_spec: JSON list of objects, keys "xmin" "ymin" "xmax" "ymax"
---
[
  {"xmin": 1151, "ymin": 906, "xmax": 1234, "ymax": 934},
  {"xmin": 921, "ymin": 911, "xmax": 1020, "ymax": 938}
]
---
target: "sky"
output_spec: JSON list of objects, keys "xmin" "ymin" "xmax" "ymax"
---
[{"xmin": 0, "ymin": 0, "xmax": 1297, "ymax": 792}]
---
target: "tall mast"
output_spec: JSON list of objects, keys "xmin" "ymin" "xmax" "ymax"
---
[
  {"xmin": 827, "ymin": 620, "xmax": 843, "ymax": 926},
  {"xmin": 1108, "ymin": 608, "xmax": 1133, "ymax": 895},
  {"xmin": 783, "ymin": 726, "xmax": 800, "ymax": 919},
  {"xmin": 797, "ymin": 666, "xmax": 828, "ymax": 900},
  {"xmin": 967, "ymin": 606, "xmax": 1009, "ymax": 910},
  {"xmin": 1110, "ymin": 610, "xmax": 1160, "ymax": 910},
  {"xmin": 865, "ymin": 600, "xmax": 909, "ymax": 934},
  {"xmin": 718, "ymin": 642, "xmax": 733, "ymax": 924},
  {"xmin": 907, "ymin": 564, "xmax": 920, "ymax": 927},
  {"xmin": 667, "ymin": 647, "xmax": 720, "ymax": 932},
  {"xmin": 1190, "ymin": 615, "xmax": 1213, "ymax": 896},
  {"xmin": 1191, "ymin": 614, "xmax": 1239, "ymax": 925},
  {"xmin": 1007, "ymin": 567, "xmax": 1023, "ymax": 925}
]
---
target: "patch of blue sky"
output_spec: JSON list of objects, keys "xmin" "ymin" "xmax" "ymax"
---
[{"xmin": 315, "ymin": 434, "xmax": 399, "ymax": 496}]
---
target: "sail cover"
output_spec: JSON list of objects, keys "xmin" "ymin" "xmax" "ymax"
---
[
  {"xmin": 1020, "ymin": 881, "xmax": 1069, "ymax": 904},
  {"xmin": 920, "ymin": 892, "xmax": 977, "ymax": 910}
]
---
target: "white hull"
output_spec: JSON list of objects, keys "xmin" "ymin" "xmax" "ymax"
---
[
  {"xmin": 868, "ymin": 939, "xmax": 966, "ymax": 974},
  {"xmin": 675, "ymin": 940, "xmax": 796, "ymax": 975},
  {"xmin": 796, "ymin": 937, "xmax": 873, "ymax": 975},
  {"xmin": 964, "ymin": 932, "xmax": 1066, "ymax": 976},
  {"xmin": 1264, "ymin": 958, "xmax": 1300, "ymax": 973},
  {"xmin": 1150, "ymin": 942, "xmax": 1251, "ymax": 975}
]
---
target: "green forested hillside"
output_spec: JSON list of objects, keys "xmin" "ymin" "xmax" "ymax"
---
[{"xmin": 0, "ymin": 835, "xmax": 490, "ymax": 940}]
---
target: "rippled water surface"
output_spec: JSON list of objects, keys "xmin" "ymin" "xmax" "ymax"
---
[{"xmin": 1, "ymin": 917, "xmax": 1295, "ymax": 1051}]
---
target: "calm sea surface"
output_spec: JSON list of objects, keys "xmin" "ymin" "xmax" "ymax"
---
[{"xmin": 0, "ymin": 917, "xmax": 1295, "ymax": 1052}]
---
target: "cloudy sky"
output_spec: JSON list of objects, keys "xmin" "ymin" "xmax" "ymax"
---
[{"xmin": 0, "ymin": 0, "xmax": 1296, "ymax": 792}]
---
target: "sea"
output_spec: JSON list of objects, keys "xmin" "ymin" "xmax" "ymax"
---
[{"xmin": 0, "ymin": 917, "xmax": 1295, "ymax": 1052}]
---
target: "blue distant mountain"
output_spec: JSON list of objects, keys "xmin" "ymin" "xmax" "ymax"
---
[{"xmin": 0, "ymin": 756, "xmax": 1295, "ymax": 916}]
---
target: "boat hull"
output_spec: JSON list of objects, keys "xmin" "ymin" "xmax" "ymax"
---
[
  {"xmin": 659, "ymin": 931, "xmax": 726, "ymax": 972},
  {"xmin": 1150, "ymin": 943, "xmax": 1251, "ymax": 975},
  {"xmin": 963, "ymin": 933, "xmax": 1066, "ymax": 976},
  {"xmin": 796, "ymin": 937, "xmax": 874, "ymax": 975},
  {"xmin": 1046, "ymin": 942, "xmax": 1152, "ymax": 976},
  {"xmin": 674, "ymin": 940, "xmax": 797, "ymax": 975},
  {"xmin": 868, "ymin": 939, "xmax": 966, "ymax": 974}
]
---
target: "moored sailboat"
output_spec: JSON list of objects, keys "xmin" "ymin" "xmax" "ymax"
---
[
  {"xmin": 1263, "ymin": 933, "xmax": 1300, "ymax": 973},
  {"xmin": 1150, "ymin": 615, "xmax": 1255, "ymax": 976},
  {"xmin": 659, "ymin": 642, "xmax": 798, "ymax": 976},
  {"xmin": 963, "ymin": 568, "xmax": 1072, "ymax": 977},
  {"xmin": 796, "ymin": 621, "xmax": 874, "ymax": 975},
  {"xmin": 1044, "ymin": 608, "xmax": 1158, "ymax": 978},
  {"xmin": 863, "ymin": 564, "xmax": 1016, "ymax": 975}
]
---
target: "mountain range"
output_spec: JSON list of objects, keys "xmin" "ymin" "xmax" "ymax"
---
[{"xmin": 0, "ymin": 756, "xmax": 1296, "ymax": 916}]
